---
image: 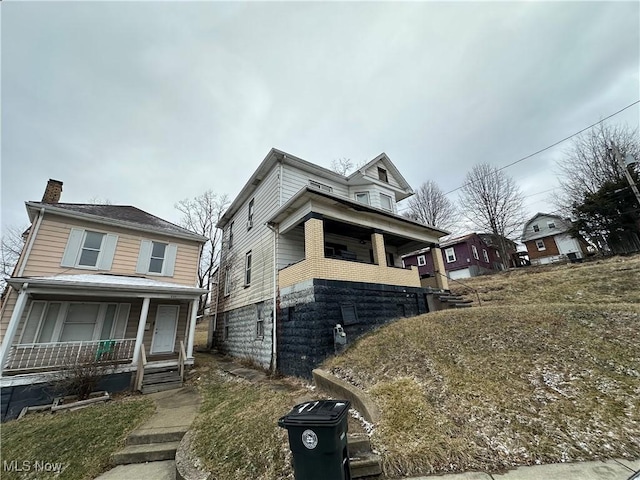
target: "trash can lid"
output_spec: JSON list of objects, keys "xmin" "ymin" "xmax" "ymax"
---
[{"xmin": 278, "ymin": 400, "xmax": 351, "ymax": 427}]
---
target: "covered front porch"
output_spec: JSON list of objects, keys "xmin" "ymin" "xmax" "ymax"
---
[
  {"xmin": 270, "ymin": 189, "xmax": 449, "ymax": 290},
  {"xmin": 0, "ymin": 275, "xmax": 207, "ymax": 381}
]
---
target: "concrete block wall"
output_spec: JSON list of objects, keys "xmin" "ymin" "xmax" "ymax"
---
[
  {"xmin": 214, "ymin": 300, "xmax": 274, "ymax": 369},
  {"xmin": 277, "ymin": 279, "xmax": 428, "ymax": 378}
]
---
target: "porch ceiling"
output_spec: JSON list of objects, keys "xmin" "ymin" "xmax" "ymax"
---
[{"xmin": 7, "ymin": 274, "xmax": 207, "ymax": 299}]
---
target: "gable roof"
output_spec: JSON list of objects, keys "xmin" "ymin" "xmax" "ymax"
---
[
  {"xmin": 218, "ymin": 148, "xmax": 415, "ymax": 228},
  {"xmin": 25, "ymin": 202, "xmax": 207, "ymax": 242},
  {"xmin": 523, "ymin": 212, "xmax": 565, "ymax": 227},
  {"xmin": 521, "ymin": 212, "xmax": 572, "ymax": 241}
]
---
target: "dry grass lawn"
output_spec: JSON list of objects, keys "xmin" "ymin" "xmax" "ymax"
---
[{"xmin": 324, "ymin": 255, "xmax": 640, "ymax": 477}]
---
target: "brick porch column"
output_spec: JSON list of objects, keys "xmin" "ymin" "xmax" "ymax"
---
[
  {"xmin": 431, "ymin": 247, "xmax": 449, "ymax": 290},
  {"xmin": 304, "ymin": 216, "xmax": 325, "ymax": 261},
  {"xmin": 371, "ymin": 230, "xmax": 386, "ymax": 265}
]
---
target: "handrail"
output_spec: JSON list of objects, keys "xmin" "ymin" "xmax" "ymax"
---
[
  {"xmin": 135, "ymin": 344, "xmax": 147, "ymax": 391},
  {"xmin": 433, "ymin": 271, "xmax": 482, "ymax": 306},
  {"xmin": 178, "ymin": 340, "xmax": 186, "ymax": 381}
]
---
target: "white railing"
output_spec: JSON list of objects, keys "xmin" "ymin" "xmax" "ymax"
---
[{"xmin": 3, "ymin": 338, "xmax": 137, "ymax": 372}]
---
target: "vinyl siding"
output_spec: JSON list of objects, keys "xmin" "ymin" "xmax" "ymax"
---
[
  {"xmin": 281, "ymin": 164, "xmax": 349, "ymax": 202},
  {"xmin": 219, "ymin": 165, "xmax": 280, "ymax": 311},
  {"xmin": 21, "ymin": 214, "xmax": 201, "ymax": 286},
  {"xmin": 0, "ymin": 288, "xmax": 18, "ymax": 340},
  {"xmin": 522, "ymin": 215, "xmax": 572, "ymax": 242},
  {"xmin": 364, "ymin": 161, "xmax": 402, "ymax": 189},
  {"xmin": 348, "ymin": 184, "xmax": 398, "ymax": 212},
  {"xmin": 278, "ymin": 225, "xmax": 305, "ymax": 269}
]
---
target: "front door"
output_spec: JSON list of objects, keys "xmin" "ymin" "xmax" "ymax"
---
[{"xmin": 151, "ymin": 305, "xmax": 179, "ymax": 354}]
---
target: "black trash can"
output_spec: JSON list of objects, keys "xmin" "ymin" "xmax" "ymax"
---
[{"xmin": 278, "ymin": 399, "xmax": 351, "ymax": 480}]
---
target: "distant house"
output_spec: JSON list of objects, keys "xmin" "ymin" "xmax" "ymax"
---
[
  {"xmin": 214, "ymin": 148, "xmax": 450, "ymax": 377},
  {"xmin": 521, "ymin": 213, "xmax": 588, "ymax": 265},
  {"xmin": 0, "ymin": 180, "xmax": 207, "ymax": 420},
  {"xmin": 403, "ymin": 232, "xmax": 517, "ymax": 280}
]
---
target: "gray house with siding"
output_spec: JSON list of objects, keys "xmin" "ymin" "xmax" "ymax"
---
[{"xmin": 213, "ymin": 149, "xmax": 450, "ymax": 377}]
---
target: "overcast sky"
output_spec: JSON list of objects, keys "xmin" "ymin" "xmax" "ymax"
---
[{"xmin": 2, "ymin": 1, "xmax": 639, "ymax": 238}]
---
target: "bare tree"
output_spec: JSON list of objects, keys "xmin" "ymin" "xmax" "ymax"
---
[
  {"xmin": 330, "ymin": 158, "xmax": 354, "ymax": 176},
  {"xmin": 1, "ymin": 225, "xmax": 28, "ymax": 290},
  {"xmin": 403, "ymin": 180, "xmax": 459, "ymax": 231},
  {"xmin": 554, "ymin": 123, "xmax": 640, "ymax": 216},
  {"xmin": 175, "ymin": 191, "xmax": 229, "ymax": 316},
  {"xmin": 459, "ymin": 164, "xmax": 525, "ymax": 267}
]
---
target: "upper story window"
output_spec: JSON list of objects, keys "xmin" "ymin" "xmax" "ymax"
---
[
  {"xmin": 378, "ymin": 167, "xmax": 388, "ymax": 183},
  {"xmin": 417, "ymin": 255, "xmax": 426, "ymax": 266},
  {"xmin": 228, "ymin": 222, "xmax": 234, "ymax": 249},
  {"xmin": 445, "ymin": 247, "xmax": 456, "ymax": 263},
  {"xmin": 547, "ymin": 221, "xmax": 556, "ymax": 229},
  {"xmin": 483, "ymin": 249, "xmax": 489, "ymax": 263},
  {"xmin": 61, "ymin": 228, "xmax": 117, "ymax": 270},
  {"xmin": 224, "ymin": 268, "xmax": 231, "ymax": 296},
  {"xmin": 309, "ymin": 180, "xmax": 333, "ymax": 193},
  {"xmin": 355, "ymin": 192, "xmax": 370, "ymax": 205},
  {"xmin": 136, "ymin": 240, "xmax": 177, "ymax": 276},
  {"xmin": 535, "ymin": 239, "xmax": 546, "ymax": 251},
  {"xmin": 532, "ymin": 224, "xmax": 540, "ymax": 232},
  {"xmin": 496, "ymin": 249, "xmax": 501, "ymax": 258},
  {"xmin": 472, "ymin": 245, "xmax": 479, "ymax": 260},
  {"xmin": 245, "ymin": 251, "xmax": 252, "ymax": 286},
  {"xmin": 247, "ymin": 199, "xmax": 255, "ymax": 230},
  {"xmin": 379, "ymin": 193, "xmax": 393, "ymax": 211},
  {"xmin": 148, "ymin": 242, "xmax": 167, "ymax": 273}
]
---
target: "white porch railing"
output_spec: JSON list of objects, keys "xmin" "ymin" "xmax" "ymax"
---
[{"xmin": 3, "ymin": 338, "xmax": 137, "ymax": 372}]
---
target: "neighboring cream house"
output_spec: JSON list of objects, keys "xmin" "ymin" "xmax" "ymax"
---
[
  {"xmin": 213, "ymin": 149, "xmax": 449, "ymax": 377},
  {"xmin": 0, "ymin": 180, "xmax": 207, "ymax": 420},
  {"xmin": 521, "ymin": 213, "xmax": 587, "ymax": 265}
]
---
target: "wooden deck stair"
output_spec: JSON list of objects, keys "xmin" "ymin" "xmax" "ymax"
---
[{"xmin": 141, "ymin": 366, "xmax": 183, "ymax": 394}]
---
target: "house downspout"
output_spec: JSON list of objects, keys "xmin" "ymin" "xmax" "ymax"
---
[
  {"xmin": 17, "ymin": 207, "xmax": 45, "ymax": 277},
  {"xmin": 266, "ymin": 224, "xmax": 279, "ymax": 374}
]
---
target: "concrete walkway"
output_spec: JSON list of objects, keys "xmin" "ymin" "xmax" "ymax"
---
[
  {"xmin": 409, "ymin": 459, "xmax": 639, "ymax": 480},
  {"xmin": 94, "ymin": 387, "xmax": 201, "ymax": 480}
]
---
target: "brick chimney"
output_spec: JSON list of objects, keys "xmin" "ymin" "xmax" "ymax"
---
[{"xmin": 42, "ymin": 179, "xmax": 63, "ymax": 203}]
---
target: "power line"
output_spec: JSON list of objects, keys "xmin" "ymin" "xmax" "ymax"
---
[{"xmin": 443, "ymin": 99, "xmax": 640, "ymax": 196}]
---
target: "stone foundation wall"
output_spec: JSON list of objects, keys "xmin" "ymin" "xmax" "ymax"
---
[
  {"xmin": 277, "ymin": 279, "xmax": 428, "ymax": 378},
  {"xmin": 214, "ymin": 300, "xmax": 274, "ymax": 369}
]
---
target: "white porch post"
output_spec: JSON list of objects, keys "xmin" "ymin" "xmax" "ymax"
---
[
  {"xmin": 186, "ymin": 298, "xmax": 198, "ymax": 359},
  {"xmin": 0, "ymin": 284, "xmax": 30, "ymax": 374},
  {"xmin": 132, "ymin": 297, "xmax": 150, "ymax": 365}
]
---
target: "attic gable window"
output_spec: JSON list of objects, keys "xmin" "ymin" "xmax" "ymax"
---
[
  {"xmin": 309, "ymin": 180, "xmax": 333, "ymax": 193},
  {"xmin": 548, "ymin": 221, "xmax": 556, "ymax": 229},
  {"xmin": 378, "ymin": 167, "xmax": 388, "ymax": 183},
  {"xmin": 532, "ymin": 224, "xmax": 540, "ymax": 232}
]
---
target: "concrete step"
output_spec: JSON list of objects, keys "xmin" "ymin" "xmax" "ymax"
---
[
  {"xmin": 347, "ymin": 434, "xmax": 371, "ymax": 455},
  {"xmin": 142, "ymin": 381, "xmax": 183, "ymax": 394},
  {"xmin": 111, "ymin": 441, "xmax": 181, "ymax": 465},
  {"xmin": 350, "ymin": 452, "xmax": 382, "ymax": 478},
  {"xmin": 126, "ymin": 426, "xmax": 188, "ymax": 445},
  {"xmin": 452, "ymin": 303, "xmax": 473, "ymax": 308}
]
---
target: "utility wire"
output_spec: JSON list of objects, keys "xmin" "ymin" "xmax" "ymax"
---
[{"xmin": 443, "ymin": 99, "xmax": 640, "ymax": 196}]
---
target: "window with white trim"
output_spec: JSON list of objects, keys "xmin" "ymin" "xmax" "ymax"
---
[
  {"xmin": 309, "ymin": 180, "xmax": 333, "ymax": 192},
  {"xmin": 224, "ymin": 268, "xmax": 231, "ymax": 296},
  {"xmin": 483, "ymin": 249, "xmax": 489, "ymax": 263},
  {"xmin": 247, "ymin": 199, "xmax": 255, "ymax": 230},
  {"xmin": 445, "ymin": 247, "xmax": 456, "ymax": 263},
  {"xmin": 228, "ymin": 222, "xmax": 234, "ymax": 249},
  {"xmin": 61, "ymin": 228, "xmax": 118, "ymax": 270},
  {"xmin": 245, "ymin": 251, "xmax": 252, "ymax": 286},
  {"xmin": 256, "ymin": 303, "xmax": 264, "ymax": 339},
  {"xmin": 417, "ymin": 255, "xmax": 426, "ymax": 266},
  {"xmin": 136, "ymin": 240, "xmax": 177, "ymax": 276},
  {"xmin": 547, "ymin": 221, "xmax": 556, "ymax": 229},
  {"xmin": 472, "ymin": 245, "xmax": 479, "ymax": 260},
  {"xmin": 379, "ymin": 193, "xmax": 393, "ymax": 211},
  {"xmin": 532, "ymin": 224, "xmax": 540, "ymax": 232},
  {"xmin": 378, "ymin": 167, "xmax": 388, "ymax": 182},
  {"xmin": 19, "ymin": 301, "xmax": 130, "ymax": 344},
  {"xmin": 496, "ymin": 249, "xmax": 501, "ymax": 258},
  {"xmin": 535, "ymin": 239, "xmax": 546, "ymax": 251},
  {"xmin": 355, "ymin": 192, "xmax": 370, "ymax": 205}
]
